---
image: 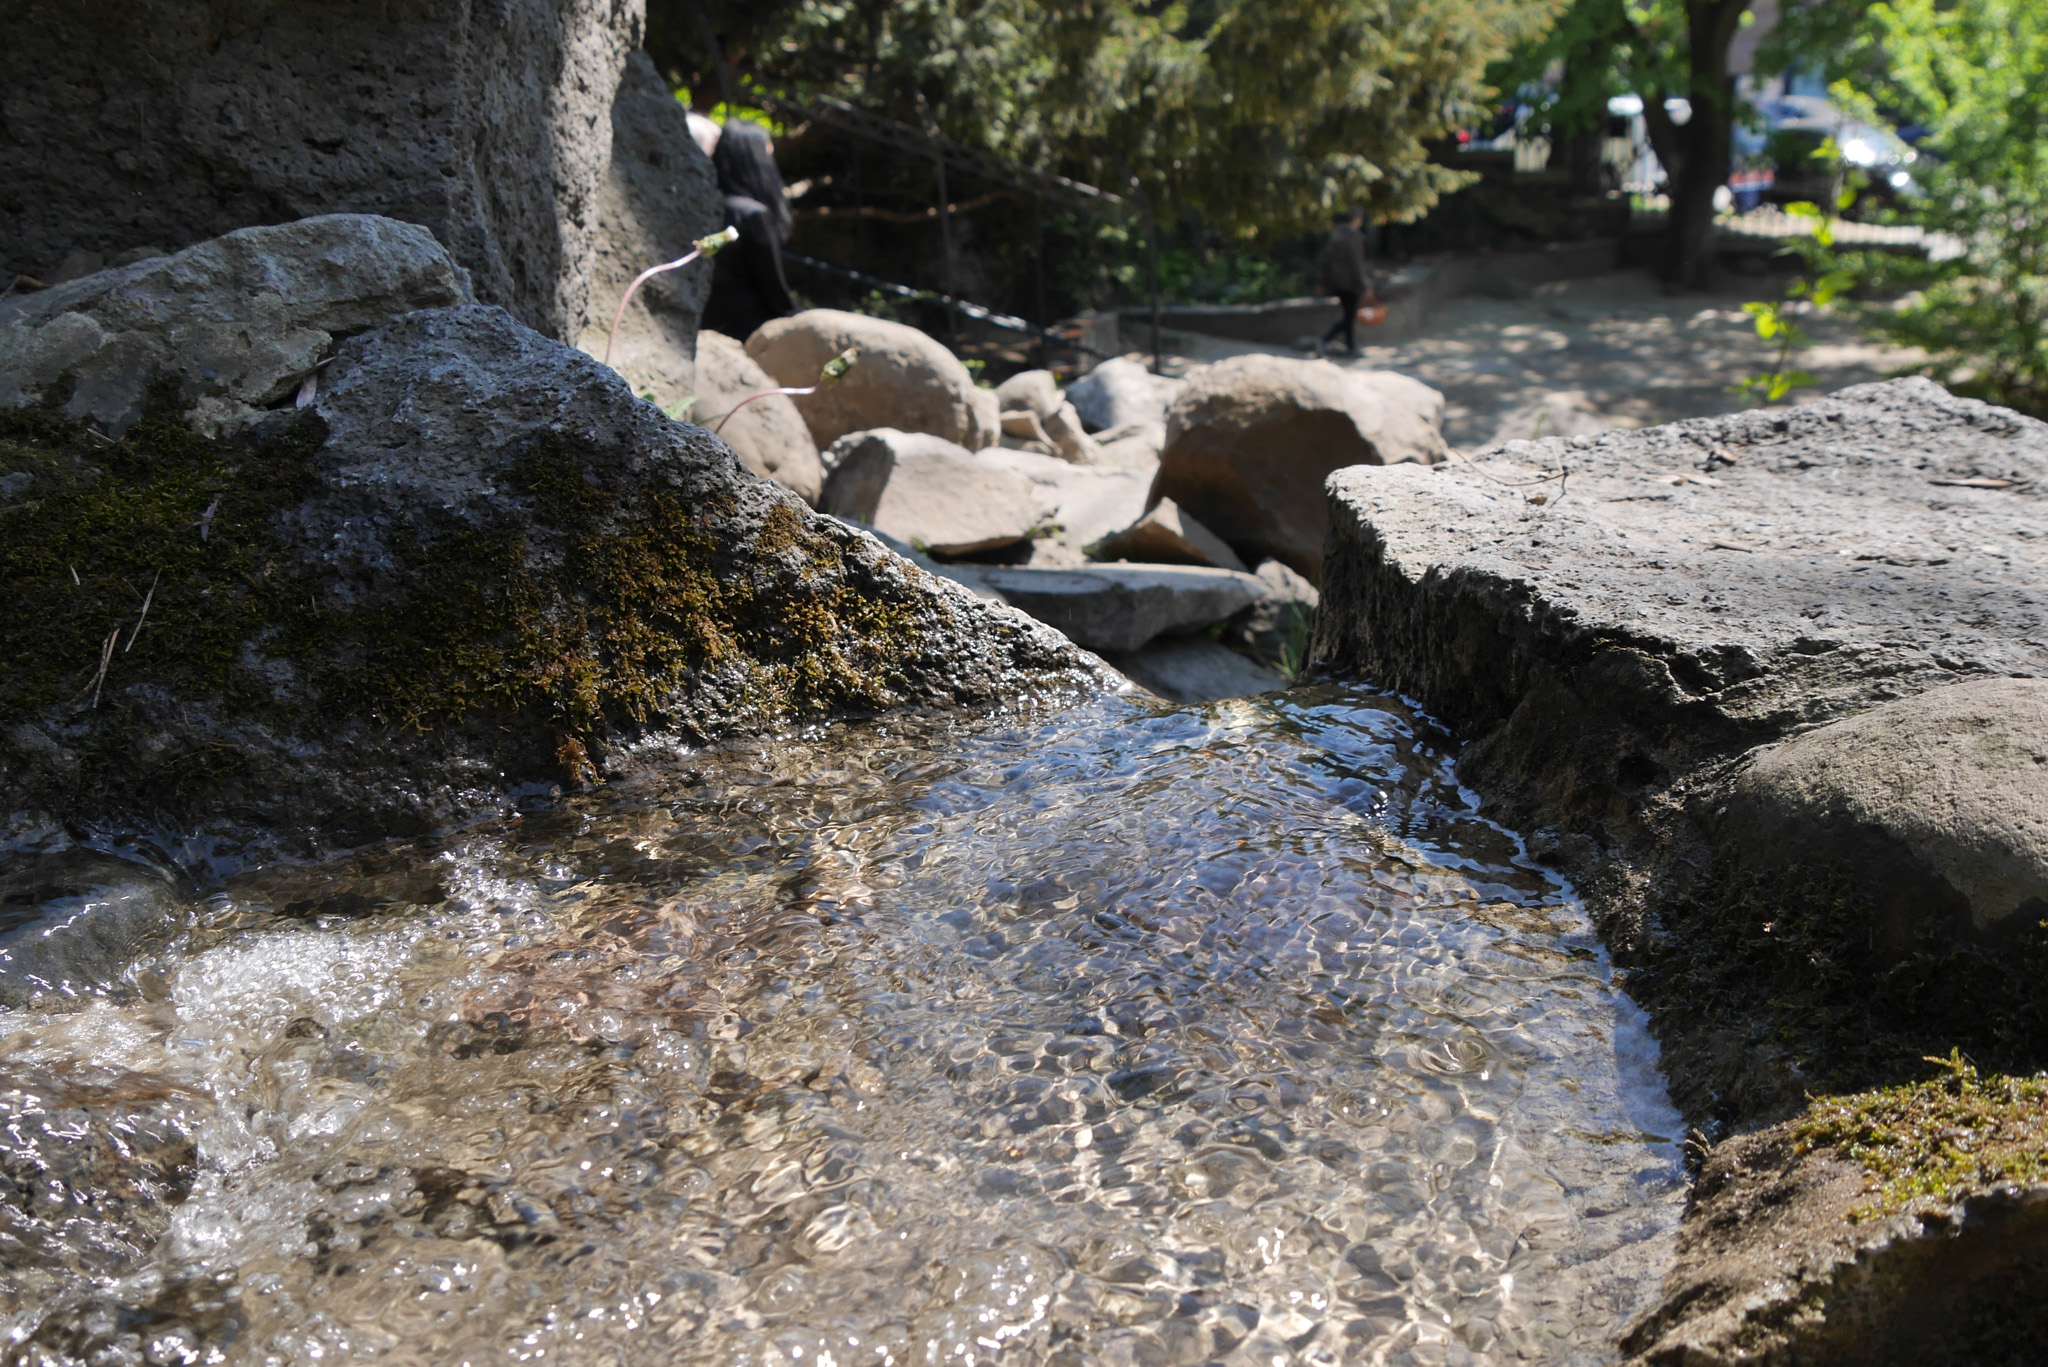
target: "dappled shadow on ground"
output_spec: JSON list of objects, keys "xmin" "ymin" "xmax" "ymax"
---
[{"xmin": 1151, "ymin": 268, "xmax": 1926, "ymax": 452}]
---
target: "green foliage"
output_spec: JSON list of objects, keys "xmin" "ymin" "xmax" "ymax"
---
[
  {"xmin": 1274, "ymin": 602, "xmax": 1315, "ymax": 683},
  {"xmin": 1796, "ymin": 1053, "xmax": 2048, "ymax": 1220},
  {"xmin": 1490, "ymin": 0, "xmax": 1753, "ymax": 286},
  {"xmin": 1490, "ymin": 0, "xmax": 1740, "ymax": 142},
  {"xmin": 684, "ymin": 0, "xmax": 1557, "ymax": 237},
  {"xmin": 1735, "ymin": 166, "xmax": 1860, "ymax": 405},
  {"xmin": 850, "ymin": 289, "xmax": 906, "ymax": 322},
  {"xmin": 1154, "ymin": 242, "xmax": 1311, "ymax": 306},
  {"xmin": 1829, "ymin": 0, "xmax": 2048, "ymax": 417}
]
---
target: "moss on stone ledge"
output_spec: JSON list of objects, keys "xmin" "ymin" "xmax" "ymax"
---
[
  {"xmin": 2, "ymin": 396, "xmax": 931, "ymax": 805},
  {"xmin": 1796, "ymin": 1054, "xmax": 2048, "ymax": 1220},
  {"xmin": 348, "ymin": 435, "xmax": 924, "ymax": 737}
]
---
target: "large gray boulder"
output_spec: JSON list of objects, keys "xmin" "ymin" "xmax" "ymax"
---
[
  {"xmin": 0, "ymin": 0, "xmax": 637, "ymax": 341},
  {"xmin": 1721, "ymin": 679, "xmax": 2048, "ymax": 941},
  {"xmin": 1154, "ymin": 355, "xmax": 1446, "ymax": 577},
  {"xmin": 0, "ymin": 215, "xmax": 472, "ymax": 435},
  {"xmin": 748, "ymin": 310, "xmax": 1000, "ymax": 451},
  {"xmin": 1314, "ymin": 377, "xmax": 2048, "ymax": 841},
  {"xmin": 575, "ymin": 50, "xmax": 725, "ymax": 415},
  {"xmin": 821, "ymin": 429, "xmax": 1046, "ymax": 556},
  {"xmin": 690, "ymin": 330, "xmax": 823, "ymax": 504},
  {"xmin": 0, "ymin": 302, "xmax": 1109, "ymax": 844}
]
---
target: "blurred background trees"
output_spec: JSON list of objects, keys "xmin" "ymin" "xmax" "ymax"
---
[
  {"xmin": 648, "ymin": 0, "xmax": 2047, "ymax": 415},
  {"xmin": 645, "ymin": 0, "xmax": 1557, "ymax": 327}
]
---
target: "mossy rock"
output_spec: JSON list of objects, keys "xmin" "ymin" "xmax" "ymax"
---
[{"xmin": 0, "ymin": 305, "xmax": 1108, "ymax": 844}]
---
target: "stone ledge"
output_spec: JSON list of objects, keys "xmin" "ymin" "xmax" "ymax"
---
[
  {"xmin": 1309, "ymin": 377, "xmax": 2048, "ymax": 1363},
  {"xmin": 1314, "ymin": 377, "xmax": 2048, "ymax": 846}
]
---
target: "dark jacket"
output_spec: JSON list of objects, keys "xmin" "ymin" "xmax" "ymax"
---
[
  {"xmin": 702, "ymin": 195, "xmax": 798, "ymax": 341},
  {"xmin": 1316, "ymin": 224, "xmax": 1371, "ymax": 295}
]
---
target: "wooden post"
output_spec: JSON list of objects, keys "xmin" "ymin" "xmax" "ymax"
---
[
  {"xmin": 1146, "ymin": 203, "xmax": 1162, "ymax": 376},
  {"xmin": 936, "ymin": 154, "xmax": 959, "ymax": 345},
  {"xmin": 1032, "ymin": 192, "xmax": 1047, "ymax": 368}
]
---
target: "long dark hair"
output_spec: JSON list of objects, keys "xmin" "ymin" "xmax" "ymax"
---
[{"xmin": 713, "ymin": 121, "xmax": 793, "ymax": 242}]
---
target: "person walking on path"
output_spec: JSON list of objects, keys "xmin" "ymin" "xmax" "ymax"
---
[
  {"xmin": 703, "ymin": 121, "xmax": 800, "ymax": 341},
  {"xmin": 1315, "ymin": 208, "xmax": 1374, "ymax": 357}
]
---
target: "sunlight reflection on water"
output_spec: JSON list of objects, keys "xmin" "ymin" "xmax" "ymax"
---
[{"xmin": 0, "ymin": 684, "xmax": 1683, "ymax": 1366}]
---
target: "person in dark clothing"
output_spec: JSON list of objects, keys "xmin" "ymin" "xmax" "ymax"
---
[
  {"xmin": 702, "ymin": 121, "xmax": 800, "ymax": 341},
  {"xmin": 1315, "ymin": 208, "xmax": 1374, "ymax": 357}
]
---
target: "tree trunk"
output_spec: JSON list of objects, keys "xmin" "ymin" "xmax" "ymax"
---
[{"xmin": 1649, "ymin": 0, "xmax": 1752, "ymax": 290}]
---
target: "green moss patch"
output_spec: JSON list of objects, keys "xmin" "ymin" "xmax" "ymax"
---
[
  {"xmin": 1, "ymin": 396, "xmax": 934, "ymax": 808},
  {"xmin": 0, "ymin": 387, "xmax": 324, "ymax": 723},
  {"xmin": 1796, "ymin": 1053, "xmax": 2048, "ymax": 1220},
  {"xmin": 348, "ymin": 438, "xmax": 923, "ymax": 738}
]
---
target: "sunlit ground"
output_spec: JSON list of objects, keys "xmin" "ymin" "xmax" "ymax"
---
[{"xmin": 1156, "ymin": 267, "xmax": 1927, "ymax": 452}]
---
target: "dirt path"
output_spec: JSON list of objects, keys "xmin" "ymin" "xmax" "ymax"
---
[{"xmin": 1152, "ymin": 268, "xmax": 1925, "ymax": 452}]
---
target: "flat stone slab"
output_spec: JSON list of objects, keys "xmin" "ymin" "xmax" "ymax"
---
[
  {"xmin": 1104, "ymin": 637, "xmax": 1286, "ymax": 703},
  {"xmin": 1315, "ymin": 378, "xmax": 2048, "ymax": 832},
  {"xmin": 978, "ymin": 564, "xmax": 1266, "ymax": 654}
]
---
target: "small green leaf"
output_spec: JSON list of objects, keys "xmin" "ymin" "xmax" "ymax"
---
[
  {"xmin": 694, "ymin": 226, "xmax": 740, "ymax": 257},
  {"xmin": 1812, "ymin": 270, "xmax": 1857, "ymax": 306},
  {"xmin": 818, "ymin": 347, "xmax": 859, "ymax": 384}
]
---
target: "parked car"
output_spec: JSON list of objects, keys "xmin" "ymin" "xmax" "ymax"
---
[{"xmin": 1743, "ymin": 94, "xmax": 1918, "ymax": 210}]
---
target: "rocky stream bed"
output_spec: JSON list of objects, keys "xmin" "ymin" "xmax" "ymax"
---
[{"xmin": 4, "ymin": 3, "xmax": 2047, "ymax": 1357}]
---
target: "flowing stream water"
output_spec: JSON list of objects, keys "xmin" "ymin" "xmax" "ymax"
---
[{"xmin": 1, "ymin": 685, "xmax": 1684, "ymax": 1367}]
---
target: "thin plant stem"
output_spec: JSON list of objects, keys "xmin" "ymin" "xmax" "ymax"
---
[
  {"xmin": 602, "ymin": 228, "xmax": 739, "ymax": 368},
  {"xmin": 710, "ymin": 387, "xmax": 819, "ymax": 434},
  {"xmin": 604, "ymin": 250, "xmax": 703, "ymax": 367}
]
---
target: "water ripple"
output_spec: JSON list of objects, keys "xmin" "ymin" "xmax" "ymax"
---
[{"xmin": 0, "ymin": 685, "xmax": 1683, "ymax": 1365}]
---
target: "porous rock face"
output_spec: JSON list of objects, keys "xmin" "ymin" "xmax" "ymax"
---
[
  {"xmin": 1310, "ymin": 378, "xmax": 2048, "ymax": 1363},
  {"xmin": 747, "ymin": 310, "xmax": 1001, "ymax": 451},
  {"xmin": 1314, "ymin": 378, "xmax": 2048, "ymax": 847},
  {"xmin": 575, "ymin": 50, "xmax": 725, "ymax": 416},
  {"xmin": 0, "ymin": 305, "xmax": 1110, "ymax": 845},
  {"xmin": 1154, "ymin": 355, "xmax": 1446, "ymax": 577},
  {"xmin": 0, "ymin": 215, "xmax": 472, "ymax": 435},
  {"xmin": 0, "ymin": 0, "xmax": 640, "ymax": 341}
]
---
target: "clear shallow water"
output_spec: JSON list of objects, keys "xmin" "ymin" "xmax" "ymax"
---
[{"xmin": 0, "ymin": 686, "xmax": 1684, "ymax": 1366}]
